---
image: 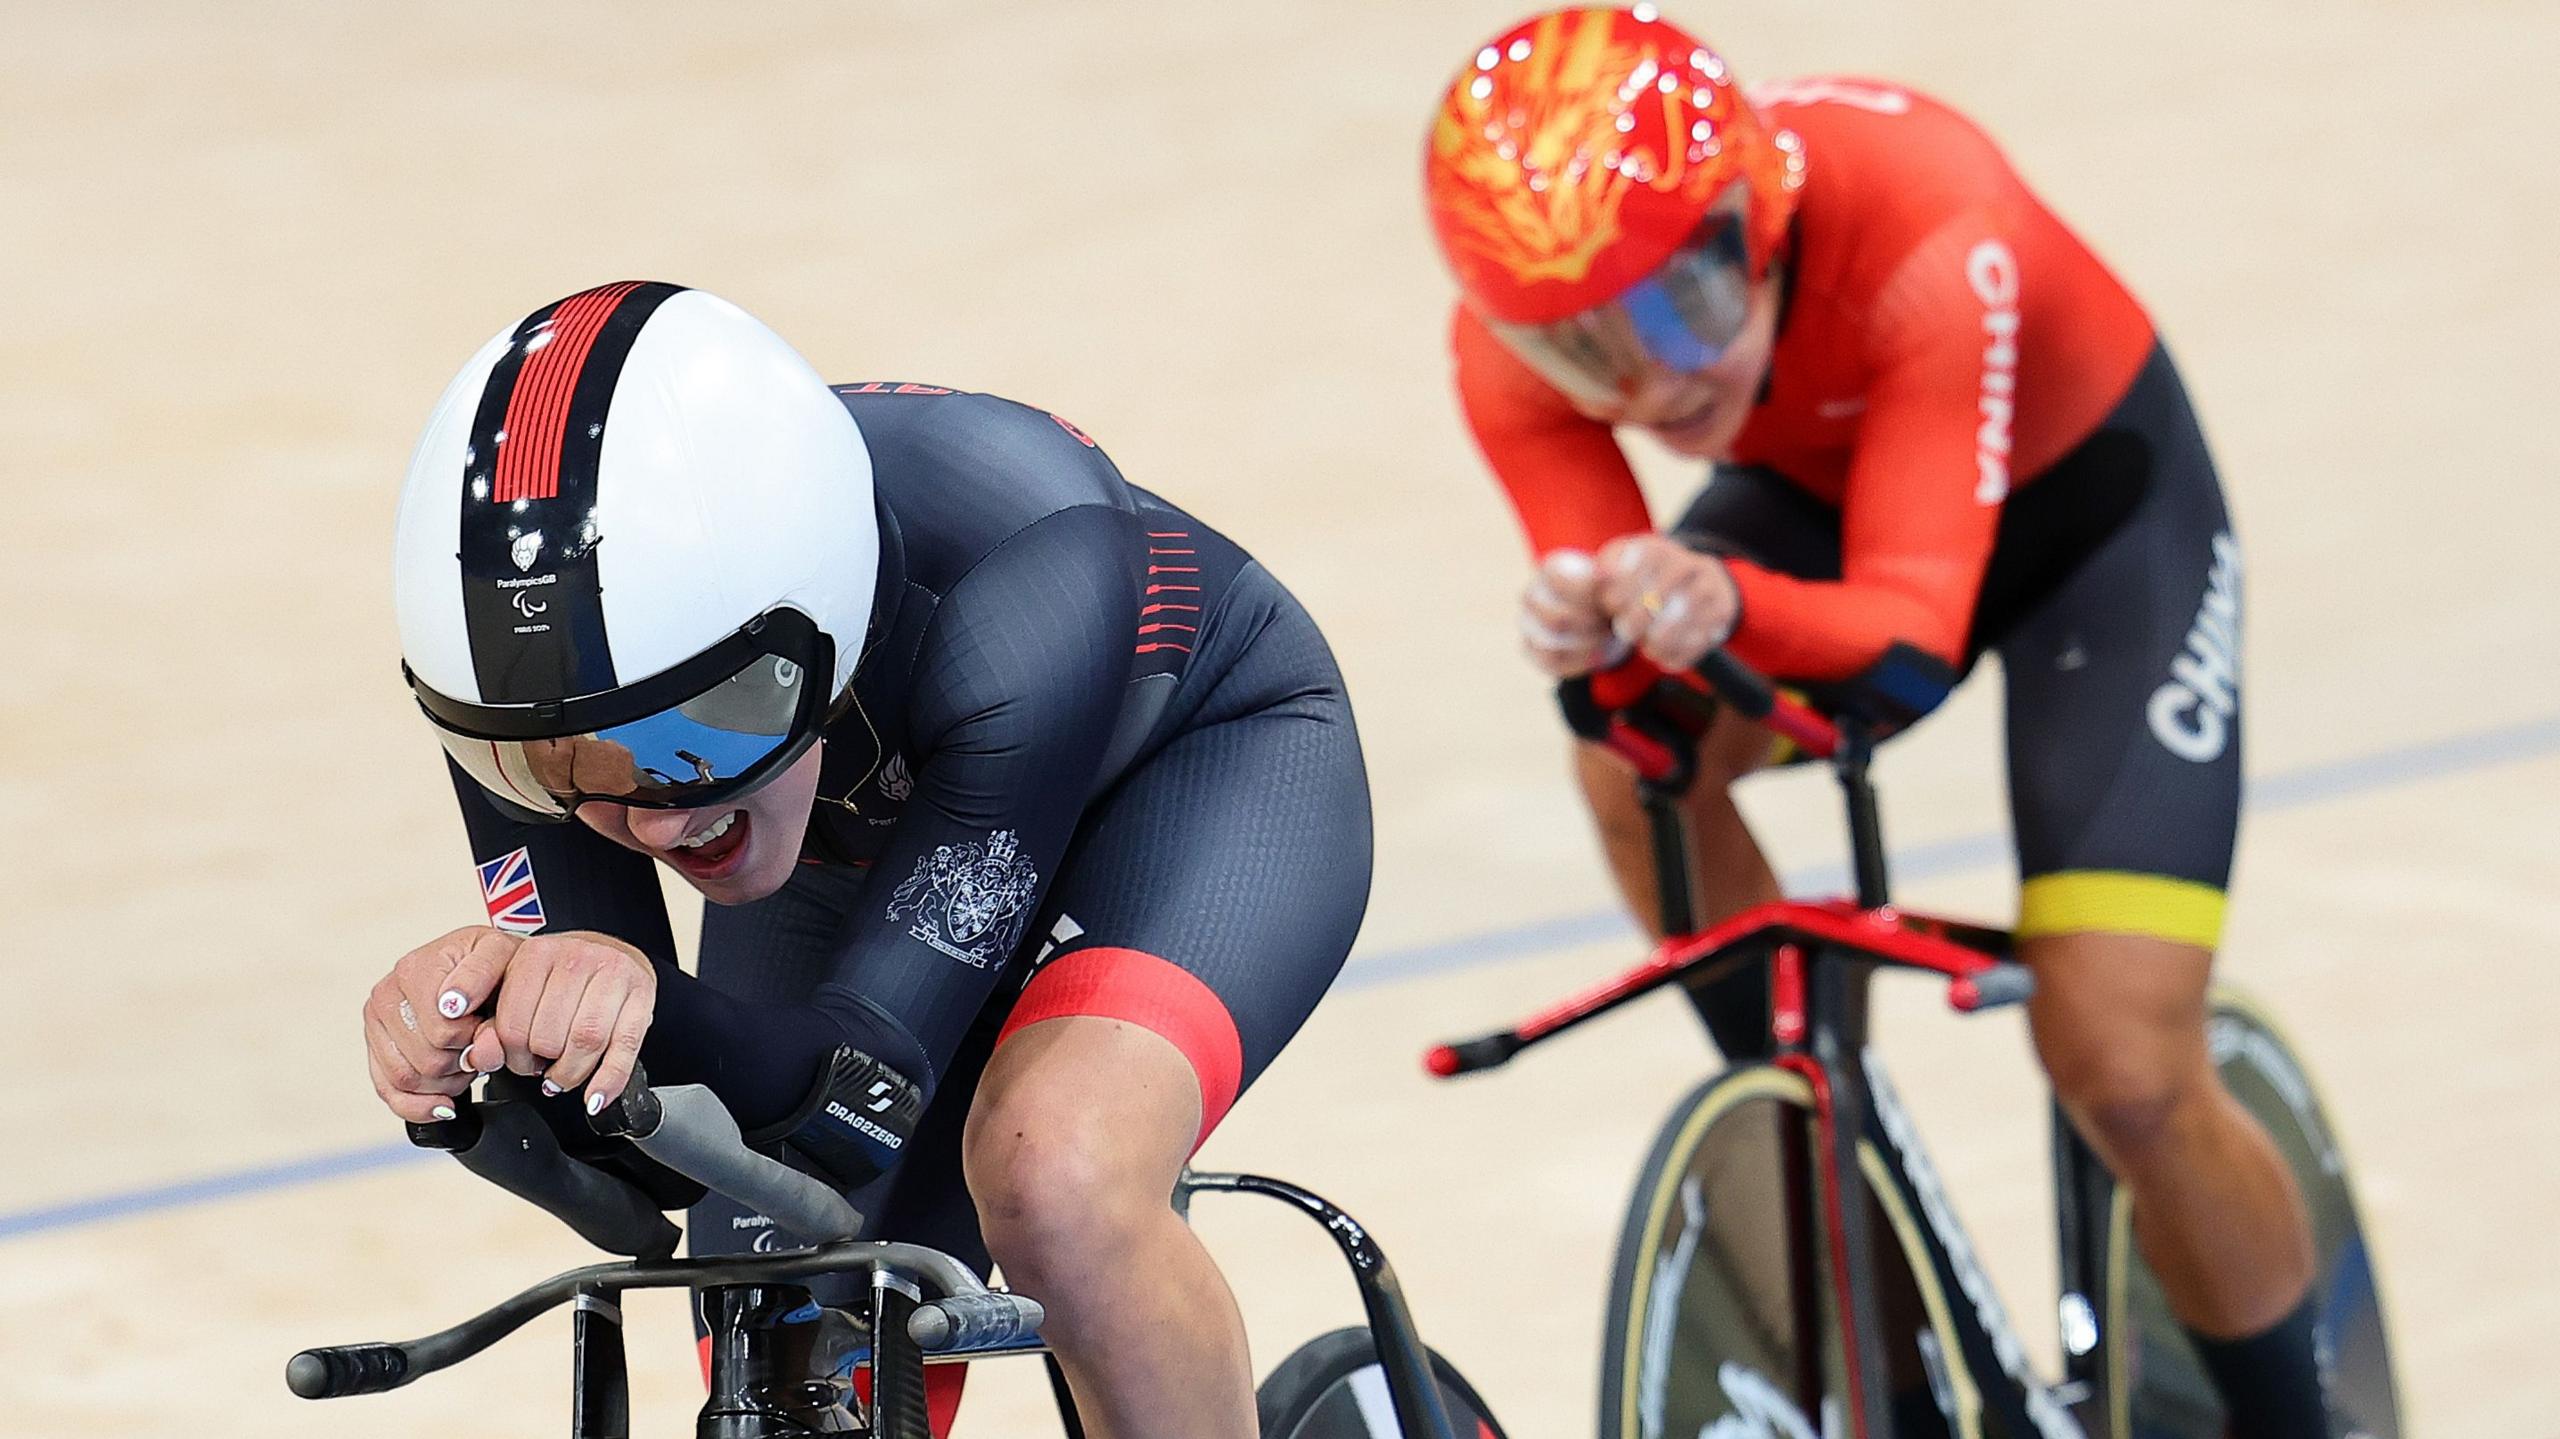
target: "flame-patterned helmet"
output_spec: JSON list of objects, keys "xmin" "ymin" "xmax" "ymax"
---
[{"xmin": 1425, "ymin": 6, "xmax": 1804, "ymax": 328}]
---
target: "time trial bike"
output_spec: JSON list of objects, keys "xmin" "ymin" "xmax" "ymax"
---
[
  {"xmin": 1427, "ymin": 651, "xmax": 2399, "ymax": 1439},
  {"xmin": 286, "ymin": 1063, "xmax": 1506, "ymax": 1438}
]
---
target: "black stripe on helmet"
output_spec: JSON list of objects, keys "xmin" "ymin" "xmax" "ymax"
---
[{"xmin": 457, "ymin": 281, "xmax": 683, "ymax": 705}]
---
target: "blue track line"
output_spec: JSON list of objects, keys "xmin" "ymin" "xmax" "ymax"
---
[
  {"xmin": 0, "ymin": 1141, "xmax": 425, "ymax": 1243},
  {"xmin": 7, "ymin": 711, "xmax": 2554, "ymax": 1244}
]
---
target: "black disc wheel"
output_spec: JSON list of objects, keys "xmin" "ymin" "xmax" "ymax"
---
[
  {"xmin": 1256, "ymin": 1326, "xmax": 1507, "ymax": 1439},
  {"xmin": 2101, "ymin": 988, "xmax": 2402, "ymax": 1439},
  {"xmin": 1599, "ymin": 1063, "xmax": 1962, "ymax": 1439}
]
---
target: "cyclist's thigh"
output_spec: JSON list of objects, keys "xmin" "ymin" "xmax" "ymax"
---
[
  {"xmin": 995, "ymin": 567, "xmax": 1372, "ymax": 1142},
  {"xmin": 1668, "ymin": 462, "xmax": 1842, "ymax": 578},
  {"xmin": 1999, "ymin": 345, "xmax": 2242, "ymax": 952}
]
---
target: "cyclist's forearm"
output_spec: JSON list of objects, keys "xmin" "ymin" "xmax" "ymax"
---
[
  {"xmin": 640, "ymin": 964, "xmax": 927, "ymax": 1130},
  {"xmin": 1721, "ymin": 559, "xmax": 1967, "ymax": 680}
]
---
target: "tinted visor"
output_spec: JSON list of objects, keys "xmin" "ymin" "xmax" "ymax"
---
[
  {"xmin": 415, "ymin": 611, "xmax": 832, "ymax": 821},
  {"xmin": 1488, "ymin": 192, "xmax": 1755, "ymax": 410}
]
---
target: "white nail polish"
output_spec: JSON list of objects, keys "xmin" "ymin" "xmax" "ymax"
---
[
  {"xmin": 586, "ymin": 1091, "xmax": 608, "ymax": 1117},
  {"xmin": 541, "ymin": 1079, "xmax": 562, "ymax": 1097},
  {"xmin": 438, "ymin": 991, "xmax": 467, "ymax": 1020},
  {"xmin": 1546, "ymin": 550, "xmax": 1594, "ymax": 579},
  {"xmin": 431, "ymin": 1105, "xmax": 458, "ymax": 1122}
]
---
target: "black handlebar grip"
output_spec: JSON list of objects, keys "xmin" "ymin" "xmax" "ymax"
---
[
  {"xmin": 907, "ymin": 1292, "xmax": 1047, "ymax": 1352},
  {"xmin": 1424, "ymin": 1033, "xmax": 1525, "ymax": 1077},
  {"xmin": 588, "ymin": 1061, "xmax": 663, "ymax": 1140},
  {"xmin": 449, "ymin": 1100, "xmax": 681, "ymax": 1258},
  {"xmin": 1960, "ymin": 964, "xmax": 2037, "ymax": 1010},
  {"xmin": 286, "ymin": 1342, "xmax": 411, "ymax": 1399},
  {"xmin": 1555, "ymin": 677, "xmax": 1611, "ymax": 742},
  {"xmin": 1697, "ymin": 650, "xmax": 1776, "ymax": 718}
]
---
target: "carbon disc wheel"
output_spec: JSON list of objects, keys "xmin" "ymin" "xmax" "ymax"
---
[
  {"xmin": 1255, "ymin": 1326, "xmax": 1507, "ymax": 1439},
  {"xmin": 2102, "ymin": 989, "xmax": 2402, "ymax": 1439}
]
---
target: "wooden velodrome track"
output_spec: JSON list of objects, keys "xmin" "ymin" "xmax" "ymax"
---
[{"xmin": 3, "ymin": 3, "xmax": 2552, "ymax": 1433}]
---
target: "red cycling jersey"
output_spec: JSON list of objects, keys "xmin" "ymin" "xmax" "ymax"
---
[{"xmin": 1453, "ymin": 79, "xmax": 2157, "ymax": 680}]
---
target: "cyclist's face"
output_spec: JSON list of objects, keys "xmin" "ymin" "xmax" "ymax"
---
[
  {"xmin": 576, "ymin": 743, "xmax": 825, "ymax": 905},
  {"xmin": 1567, "ymin": 272, "xmax": 1781, "ymax": 459}
]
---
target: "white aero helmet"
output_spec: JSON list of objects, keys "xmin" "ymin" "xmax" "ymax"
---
[{"xmin": 394, "ymin": 282, "xmax": 877, "ymax": 819}]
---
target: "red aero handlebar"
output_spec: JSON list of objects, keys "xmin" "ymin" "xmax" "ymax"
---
[
  {"xmin": 1422, "ymin": 900, "xmax": 2029, "ymax": 1079},
  {"xmin": 1578, "ymin": 650, "xmax": 1842, "ymax": 778}
]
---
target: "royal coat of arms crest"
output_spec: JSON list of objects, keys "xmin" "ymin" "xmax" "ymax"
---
[{"xmin": 884, "ymin": 829, "xmax": 1041, "ymax": 967}]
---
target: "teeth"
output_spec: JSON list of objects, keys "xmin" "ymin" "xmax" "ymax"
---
[{"xmin": 671, "ymin": 812, "xmax": 740, "ymax": 851}]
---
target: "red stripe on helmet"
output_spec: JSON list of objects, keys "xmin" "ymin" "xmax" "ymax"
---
[{"xmin": 491, "ymin": 281, "xmax": 641, "ymax": 503}]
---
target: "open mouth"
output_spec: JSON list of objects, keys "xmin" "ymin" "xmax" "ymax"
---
[{"xmin": 661, "ymin": 809, "xmax": 751, "ymax": 879}]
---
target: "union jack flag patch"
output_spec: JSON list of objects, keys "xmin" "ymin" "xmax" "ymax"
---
[{"xmin": 477, "ymin": 846, "xmax": 547, "ymax": 935}]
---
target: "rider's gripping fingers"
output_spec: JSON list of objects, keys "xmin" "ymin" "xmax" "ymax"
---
[
  {"xmin": 430, "ymin": 926, "xmax": 523, "ymax": 1029},
  {"xmin": 385, "ymin": 927, "xmax": 496, "ymax": 1050},
  {"xmin": 1527, "ymin": 556, "xmax": 1598, "ymax": 621},
  {"xmin": 458, "ymin": 1018, "xmax": 502, "ymax": 1075},
  {"xmin": 1635, "ymin": 567, "xmax": 1737, "ymax": 671},
  {"xmin": 520, "ymin": 941, "xmax": 603, "ymax": 1077},
  {"xmin": 368, "ymin": 971, "xmax": 466, "ymax": 1087},
  {"xmin": 366, "ymin": 1014, "xmax": 468, "ymax": 1124},
  {"xmin": 512, "ymin": 932, "xmax": 659, "ymax": 1099},
  {"xmin": 1594, "ymin": 532, "xmax": 1655, "ymax": 590},
  {"xmin": 362, "ymin": 1012, "xmax": 434, "ymax": 1098},
  {"xmin": 1594, "ymin": 535, "xmax": 1669, "ymax": 642},
  {"xmin": 1535, "ymin": 547, "xmax": 1602, "ymax": 604},
  {"xmin": 1518, "ymin": 608, "xmax": 1606, "ymax": 678},
  {"xmin": 535, "ymin": 966, "xmax": 624, "ymax": 1096},
  {"xmin": 1593, "ymin": 535, "xmax": 1739, "ymax": 668},
  {"xmin": 1635, "ymin": 599, "xmax": 1705, "ymax": 669},
  {"xmin": 577, "ymin": 983, "xmax": 654, "ymax": 1117},
  {"xmin": 1523, "ymin": 552, "xmax": 1613, "ymax": 677},
  {"xmin": 1633, "ymin": 554, "xmax": 1739, "ymax": 671},
  {"xmin": 487, "ymin": 938, "xmax": 558, "ymax": 1076}
]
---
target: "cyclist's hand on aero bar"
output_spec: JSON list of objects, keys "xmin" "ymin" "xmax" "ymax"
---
[
  {"xmin": 1593, "ymin": 534, "xmax": 1738, "ymax": 672},
  {"xmin": 452, "ymin": 931, "xmax": 658, "ymax": 1118},
  {"xmin": 363, "ymin": 925, "xmax": 517, "ymax": 1125},
  {"xmin": 1520, "ymin": 549, "xmax": 1617, "ymax": 677}
]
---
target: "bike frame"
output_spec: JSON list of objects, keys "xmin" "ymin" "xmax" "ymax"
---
[{"xmin": 1429, "ymin": 661, "xmax": 2121, "ymax": 1439}]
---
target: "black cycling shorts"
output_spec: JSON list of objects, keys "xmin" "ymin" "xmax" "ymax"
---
[{"xmin": 1673, "ymin": 343, "xmax": 2242, "ymax": 949}]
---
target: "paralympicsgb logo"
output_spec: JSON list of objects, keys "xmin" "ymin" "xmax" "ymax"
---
[{"xmin": 885, "ymin": 829, "xmax": 1040, "ymax": 967}]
